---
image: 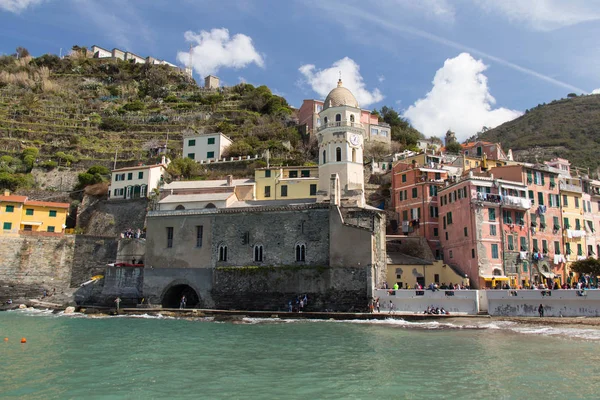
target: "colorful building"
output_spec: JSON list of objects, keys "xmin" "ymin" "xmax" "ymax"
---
[
  {"xmin": 582, "ymin": 177, "xmax": 600, "ymax": 259},
  {"xmin": 438, "ymin": 172, "xmax": 532, "ymax": 288},
  {"xmin": 254, "ymin": 166, "xmax": 318, "ymax": 201},
  {"xmin": 391, "ymin": 161, "xmax": 447, "ymax": 259},
  {"xmin": 490, "ymin": 163, "xmax": 565, "ymax": 285},
  {"xmin": 0, "ymin": 191, "xmax": 69, "ymax": 236}
]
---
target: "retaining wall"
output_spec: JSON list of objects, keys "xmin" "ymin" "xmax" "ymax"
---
[{"xmin": 374, "ymin": 289, "xmax": 480, "ymax": 314}]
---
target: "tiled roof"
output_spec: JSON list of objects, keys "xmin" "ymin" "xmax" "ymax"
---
[
  {"xmin": 25, "ymin": 200, "xmax": 70, "ymax": 208},
  {"xmin": 112, "ymin": 164, "xmax": 167, "ymax": 172},
  {"xmin": 0, "ymin": 195, "xmax": 28, "ymax": 203}
]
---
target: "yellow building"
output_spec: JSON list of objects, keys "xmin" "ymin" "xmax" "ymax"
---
[
  {"xmin": 386, "ymin": 253, "xmax": 467, "ymax": 289},
  {"xmin": 0, "ymin": 191, "xmax": 70, "ymax": 236},
  {"xmin": 559, "ymin": 176, "xmax": 586, "ymax": 275},
  {"xmin": 254, "ymin": 166, "xmax": 319, "ymax": 201}
]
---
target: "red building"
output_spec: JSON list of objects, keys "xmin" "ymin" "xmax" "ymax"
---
[{"xmin": 392, "ymin": 161, "xmax": 447, "ymax": 259}]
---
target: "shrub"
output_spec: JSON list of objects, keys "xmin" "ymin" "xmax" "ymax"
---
[
  {"xmin": 122, "ymin": 100, "xmax": 145, "ymax": 112},
  {"xmin": 39, "ymin": 160, "xmax": 58, "ymax": 170},
  {"xmin": 163, "ymin": 94, "xmax": 179, "ymax": 103},
  {"xmin": 99, "ymin": 116, "xmax": 127, "ymax": 131}
]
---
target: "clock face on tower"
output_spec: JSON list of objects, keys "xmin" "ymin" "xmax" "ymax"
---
[{"xmin": 350, "ymin": 134, "xmax": 360, "ymax": 146}]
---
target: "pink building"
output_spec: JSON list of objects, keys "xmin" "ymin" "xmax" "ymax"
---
[
  {"xmin": 438, "ymin": 172, "xmax": 532, "ymax": 289},
  {"xmin": 489, "ymin": 163, "xmax": 565, "ymax": 284},
  {"xmin": 392, "ymin": 161, "xmax": 447, "ymax": 259},
  {"xmin": 461, "ymin": 141, "xmax": 509, "ymax": 161},
  {"xmin": 582, "ymin": 178, "xmax": 600, "ymax": 258},
  {"xmin": 297, "ymin": 99, "xmax": 391, "ymax": 146}
]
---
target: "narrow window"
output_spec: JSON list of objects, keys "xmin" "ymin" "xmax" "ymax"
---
[
  {"xmin": 322, "ymin": 150, "xmax": 326, "ymax": 164},
  {"xmin": 219, "ymin": 245, "xmax": 228, "ymax": 261},
  {"xmin": 281, "ymin": 185, "xmax": 288, "ymax": 197},
  {"xmin": 265, "ymin": 170, "xmax": 271, "ymax": 178},
  {"xmin": 352, "ymin": 148, "xmax": 356, "ymax": 163},
  {"xmin": 127, "ymin": 172, "xmax": 133, "ymax": 180},
  {"xmin": 47, "ymin": 226, "xmax": 55, "ymax": 232},
  {"xmin": 187, "ymin": 153, "xmax": 195, "ymax": 160},
  {"xmin": 6, "ymin": 205, "xmax": 14, "ymax": 212},
  {"xmin": 3, "ymin": 222, "xmax": 12, "ymax": 230},
  {"xmin": 264, "ymin": 186, "xmax": 271, "ymax": 198},
  {"xmin": 207, "ymin": 151, "xmax": 215, "ymax": 159},
  {"xmin": 350, "ymin": 114, "xmax": 355, "ymax": 122},
  {"xmin": 335, "ymin": 113, "xmax": 341, "ymax": 122},
  {"xmin": 464, "ymin": 227, "xmax": 468, "ymax": 237},
  {"xmin": 138, "ymin": 171, "xmax": 143, "ymax": 179},
  {"xmin": 336, "ymin": 147, "xmax": 342, "ymax": 162},
  {"xmin": 188, "ymin": 139, "xmax": 196, "ymax": 146},
  {"xmin": 166, "ymin": 227, "xmax": 173, "ymax": 248},
  {"xmin": 26, "ymin": 209, "xmax": 34, "ymax": 216},
  {"xmin": 289, "ymin": 170, "xmax": 298, "ymax": 178},
  {"xmin": 254, "ymin": 245, "xmax": 264, "ymax": 262},
  {"xmin": 207, "ymin": 138, "xmax": 215, "ymax": 145},
  {"xmin": 295, "ymin": 244, "xmax": 306, "ymax": 262},
  {"xmin": 49, "ymin": 210, "xmax": 57, "ymax": 217},
  {"xmin": 310, "ymin": 184, "xmax": 317, "ymax": 196},
  {"xmin": 196, "ymin": 226, "xmax": 203, "ymax": 247}
]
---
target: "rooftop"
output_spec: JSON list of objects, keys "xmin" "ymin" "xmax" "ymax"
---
[
  {"xmin": 162, "ymin": 179, "xmax": 254, "ymax": 190},
  {"xmin": 112, "ymin": 164, "xmax": 167, "ymax": 173},
  {"xmin": 159, "ymin": 193, "xmax": 234, "ymax": 203}
]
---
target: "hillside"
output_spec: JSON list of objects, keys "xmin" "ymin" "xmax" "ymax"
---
[
  {"xmin": 0, "ymin": 49, "xmax": 308, "ymax": 191},
  {"xmin": 476, "ymin": 94, "xmax": 600, "ymax": 174}
]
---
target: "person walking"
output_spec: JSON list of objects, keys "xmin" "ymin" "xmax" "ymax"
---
[
  {"xmin": 389, "ymin": 300, "xmax": 394, "ymax": 314},
  {"xmin": 114, "ymin": 297, "xmax": 121, "ymax": 311},
  {"xmin": 375, "ymin": 298, "xmax": 380, "ymax": 313},
  {"xmin": 180, "ymin": 295, "xmax": 187, "ymax": 309},
  {"xmin": 538, "ymin": 303, "xmax": 544, "ymax": 317}
]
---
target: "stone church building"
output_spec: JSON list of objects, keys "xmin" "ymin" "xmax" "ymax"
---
[{"xmin": 143, "ymin": 80, "xmax": 386, "ymax": 311}]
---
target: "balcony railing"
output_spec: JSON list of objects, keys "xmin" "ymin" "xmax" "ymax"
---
[
  {"xmin": 317, "ymin": 121, "xmax": 363, "ymax": 132},
  {"xmin": 473, "ymin": 193, "xmax": 531, "ymax": 209},
  {"xmin": 559, "ymin": 182, "xmax": 582, "ymax": 193}
]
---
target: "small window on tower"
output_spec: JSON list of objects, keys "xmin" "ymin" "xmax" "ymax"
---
[{"xmin": 336, "ymin": 147, "xmax": 342, "ymax": 162}]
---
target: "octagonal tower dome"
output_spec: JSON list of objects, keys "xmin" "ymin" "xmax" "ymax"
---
[{"xmin": 323, "ymin": 79, "xmax": 359, "ymax": 110}]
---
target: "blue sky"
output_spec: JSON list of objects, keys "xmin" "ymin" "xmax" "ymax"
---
[{"xmin": 2, "ymin": 0, "xmax": 600, "ymax": 140}]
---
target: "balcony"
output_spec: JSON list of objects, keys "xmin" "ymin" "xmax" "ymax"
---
[
  {"xmin": 502, "ymin": 195, "xmax": 532, "ymax": 210},
  {"xmin": 559, "ymin": 182, "xmax": 582, "ymax": 193},
  {"xmin": 317, "ymin": 120, "xmax": 363, "ymax": 132}
]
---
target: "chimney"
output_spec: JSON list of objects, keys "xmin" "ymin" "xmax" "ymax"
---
[
  {"xmin": 3, "ymin": 189, "xmax": 10, "ymax": 196},
  {"xmin": 226, "ymin": 175, "xmax": 233, "ymax": 187},
  {"xmin": 330, "ymin": 173, "xmax": 340, "ymax": 206}
]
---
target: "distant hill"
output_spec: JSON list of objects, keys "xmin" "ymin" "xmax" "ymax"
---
[
  {"xmin": 0, "ymin": 49, "xmax": 307, "ymax": 191},
  {"xmin": 476, "ymin": 94, "xmax": 600, "ymax": 175}
]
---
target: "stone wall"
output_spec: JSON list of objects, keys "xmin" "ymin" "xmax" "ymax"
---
[
  {"xmin": 211, "ymin": 265, "xmax": 369, "ymax": 312},
  {"xmin": 78, "ymin": 196, "xmax": 148, "ymax": 237},
  {"xmin": 0, "ymin": 234, "xmax": 118, "ymax": 303}
]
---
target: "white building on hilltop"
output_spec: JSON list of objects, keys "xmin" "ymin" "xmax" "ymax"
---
[
  {"xmin": 183, "ymin": 132, "xmax": 233, "ymax": 162},
  {"xmin": 109, "ymin": 163, "xmax": 167, "ymax": 200}
]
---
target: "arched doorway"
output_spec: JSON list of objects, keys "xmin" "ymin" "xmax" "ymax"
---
[
  {"xmin": 205, "ymin": 203, "xmax": 216, "ymax": 209},
  {"xmin": 161, "ymin": 284, "xmax": 201, "ymax": 308}
]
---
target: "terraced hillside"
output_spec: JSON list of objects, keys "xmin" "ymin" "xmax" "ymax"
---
[{"xmin": 0, "ymin": 51, "xmax": 306, "ymax": 190}]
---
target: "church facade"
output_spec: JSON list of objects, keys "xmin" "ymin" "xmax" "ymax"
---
[{"xmin": 142, "ymin": 81, "xmax": 386, "ymax": 311}]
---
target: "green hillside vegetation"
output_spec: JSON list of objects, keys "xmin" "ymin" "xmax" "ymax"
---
[
  {"xmin": 0, "ymin": 47, "xmax": 304, "ymax": 190},
  {"xmin": 476, "ymin": 94, "xmax": 600, "ymax": 173}
]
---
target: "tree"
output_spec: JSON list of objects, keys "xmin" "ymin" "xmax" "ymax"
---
[
  {"xmin": 567, "ymin": 93, "xmax": 578, "ymax": 98},
  {"xmin": 75, "ymin": 165, "xmax": 110, "ymax": 190},
  {"xmin": 167, "ymin": 157, "xmax": 199, "ymax": 180},
  {"xmin": 21, "ymin": 147, "xmax": 39, "ymax": 171},
  {"xmin": 364, "ymin": 142, "xmax": 389, "ymax": 160},
  {"xmin": 15, "ymin": 46, "xmax": 30, "ymax": 58},
  {"xmin": 570, "ymin": 258, "xmax": 600, "ymax": 277},
  {"xmin": 445, "ymin": 141, "xmax": 463, "ymax": 154}
]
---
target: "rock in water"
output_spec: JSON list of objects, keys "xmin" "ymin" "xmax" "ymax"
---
[
  {"xmin": 64, "ymin": 306, "xmax": 76, "ymax": 314},
  {"xmin": 18, "ymin": 304, "xmax": 27, "ymax": 309}
]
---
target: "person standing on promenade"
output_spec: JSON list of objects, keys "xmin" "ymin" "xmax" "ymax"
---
[
  {"xmin": 538, "ymin": 304, "xmax": 544, "ymax": 317},
  {"xmin": 180, "ymin": 295, "xmax": 186, "ymax": 309},
  {"xmin": 375, "ymin": 298, "xmax": 380, "ymax": 313},
  {"xmin": 114, "ymin": 297, "xmax": 121, "ymax": 311},
  {"xmin": 389, "ymin": 300, "xmax": 394, "ymax": 314}
]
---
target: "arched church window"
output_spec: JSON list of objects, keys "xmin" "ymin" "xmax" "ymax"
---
[
  {"xmin": 322, "ymin": 150, "xmax": 327, "ymax": 164},
  {"xmin": 254, "ymin": 244, "xmax": 264, "ymax": 262},
  {"xmin": 350, "ymin": 114, "xmax": 355, "ymax": 123},
  {"xmin": 352, "ymin": 148, "xmax": 357, "ymax": 163},
  {"xmin": 295, "ymin": 244, "xmax": 306, "ymax": 262},
  {"xmin": 336, "ymin": 147, "xmax": 342, "ymax": 162},
  {"xmin": 324, "ymin": 116, "xmax": 328, "ymax": 125},
  {"xmin": 335, "ymin": 114, "xmax": 341, "ymax": 126},
  {"xmin": 218, "ymin": 245, "xmax": 228, "ymax": 262}
]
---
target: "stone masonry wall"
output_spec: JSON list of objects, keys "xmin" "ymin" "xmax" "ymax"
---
[
  {"xmin": 211, "ymin": 265, "xmax": 369, "ymax": 312},
  {"xmin": 0, "ymin": 234, "xmax": 118, "ymax": 303}
]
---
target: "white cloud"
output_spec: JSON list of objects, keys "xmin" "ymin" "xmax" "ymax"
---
[
  {"xmin": 592, "ymin": 88, "xmax": 600, "ymax": 94},
  {"xmin": 403, "ymin": 53, "xmax": 522, "ymax": 141},
  {"xmin": 377, "ymin": 74, "xmax": 385, "ymax": 83},
  {"xmin": 393, "ymin": 0, "xmax": 455, "ymax": 22},
  {"xmin": 177, "ymin": 28, "xmax": 264, "ymax": 78},
  {"xmin": 473, "ymin": 0, "xmax": 600, "ymax": 31},
  {"xmin": 0, "ymin": 0, "xmax": 43, "ymax": 13},
  {"xmin": 298, "ymin": 57, "xmax": 384, "ymax": 107}
]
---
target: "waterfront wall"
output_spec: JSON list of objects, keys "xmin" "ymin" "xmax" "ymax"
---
[
  {"xmin": 0, "ymin": 234, "xmax": 118, "ymax": 302},
  {"xmin": 374, "ymin": 289, "xmax": 480, "ymax": 314},
  {"xmin": 486, "ymin": 290, "xmax": 600, "ymax": 317}
]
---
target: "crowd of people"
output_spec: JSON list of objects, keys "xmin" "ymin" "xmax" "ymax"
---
[
  {"xmin": 368, "ymin": 298, "xmax": 396, "ymax": 314},
  {"xmin": 381, "ymin": 282, "xmax": 470, "ymax": 291},
  {"xmin": 287, "ymin": 295, "xmax": 308, "ymax": 312},
  {"xmin": 424, "ymin": 305, "xmax": 449, "ymax": 315},
  {"xmin": 121, "ymin": 228, "xmax": 145, "ymax": 239}
]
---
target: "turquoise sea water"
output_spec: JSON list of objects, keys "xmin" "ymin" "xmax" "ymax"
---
[{"xmin": 1, "ymin": 310, "xmax": 600, "ymax": 399}]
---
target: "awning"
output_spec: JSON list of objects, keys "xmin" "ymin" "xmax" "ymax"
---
[
  {"xmin": 481, "ymin": 275, "xmax": 510, "ymax": 281},
  {"xmin": 21, "ymin": 221, "xmax": 43, "ymax": 226},
  {"xmin": 540, "ymin": 271, "xmax": 555, "ymax": 279},
  {"xmin": 500, "ymin": 184, "xmax": 526, "ymax": 192}
]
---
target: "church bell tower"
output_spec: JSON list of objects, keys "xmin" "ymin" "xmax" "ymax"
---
[{"xmin": 317, "ymin": 79, "xmax": 365, "ymax": 207}]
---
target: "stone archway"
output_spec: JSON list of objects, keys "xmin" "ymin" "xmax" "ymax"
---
[{"xmin": 161, "ymin": 283, "xmax": 201, "ymax": 308}]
